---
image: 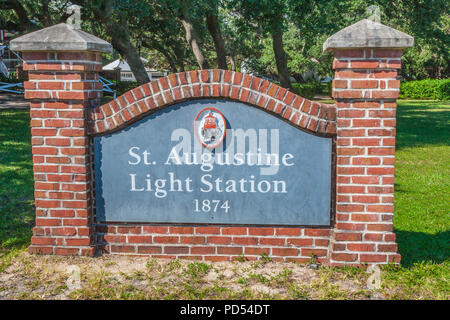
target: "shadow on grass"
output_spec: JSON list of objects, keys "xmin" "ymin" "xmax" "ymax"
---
[
  {"xmin": 0, "ymin": 109, "xmax": 34, "ymax": 252},
  {"xmin": 396, "ymin": 101, "xmax": 450, "ymax": 149},
  {"xmin": 395, "ymin": 229, "xmax": 449, "ymax": 268}
]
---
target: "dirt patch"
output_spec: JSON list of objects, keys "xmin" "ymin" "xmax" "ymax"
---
[{"xmin": 0, "ymin": 252, "xmax": 386, "ymax": 300}]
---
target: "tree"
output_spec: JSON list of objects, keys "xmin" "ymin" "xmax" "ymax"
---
[
  {"xmin": 0, "ymin": 0, "xmax": 36, "ymax": 31},
  {"xmin": 379, "ymin": 0, "xmax": 449, "ymax": 79},
  {"xmin": 72, "ymin": 0, "xmax": 150, "ymax": 84},
  {"xmin": 291, "ymin": 0, "xmax": 449, "ymax": 80},
  {"xmin": 205, "ymin": 0, "xmax": 227, "ymax": 69},
  {"xmin": 178, "ymin": 1, "xmax": 210, "ymax": 69},
  {"xmin": 218, "ymin": 8, "xmax": 260, "ymax": 72},
  {"xmin": 156, "ymin": 0, "xmax": 229, "ymax": 70},
  {"xmin": 133, "ymin": 2, "xmax": 193, "ymax": 73},
  {"xmin": 0, "ymin": 0, "xmax": 72, "ymax": 32},
  {"xmin": 3, "ymin": 0, "xmax": 446, "ymax": 82},
  {"xmin": 227, "ymin": 0, "xmax": 293, "ymax": 89}
]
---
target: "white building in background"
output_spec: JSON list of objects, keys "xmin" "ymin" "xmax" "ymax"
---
[{"xmin": 102, "ymin": 57, "xmax": 168, "ymax": 82}]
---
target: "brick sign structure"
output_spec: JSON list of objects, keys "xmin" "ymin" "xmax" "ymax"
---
[{"xmin": 11, "ymin": 19, "xmax": 413, "ymax": 266}]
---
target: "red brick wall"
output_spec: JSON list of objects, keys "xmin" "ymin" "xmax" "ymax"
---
[
  {"xmin": 24, "ymin": 51, "xmax": 102, "ymax": 256},
  {"xmin": 22, "ymin": 49, "xmax": 404, "ymax": 265},
  {"xmin": 330, "ymin": 49, "xmax": 402, "ymax": 266},
  {"xmin": 96, "ymin": 225, "xmax": 331, "ymax": 263}
]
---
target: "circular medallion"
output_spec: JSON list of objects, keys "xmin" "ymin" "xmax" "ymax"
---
[{"xmin": 194, "ymin": 107, "xmax": 227, "ymax": 149}]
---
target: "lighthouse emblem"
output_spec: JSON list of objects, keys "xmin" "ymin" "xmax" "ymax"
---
[{"xmin": 194, "ymin": 107, "xmax": 226, "ymax": 149}]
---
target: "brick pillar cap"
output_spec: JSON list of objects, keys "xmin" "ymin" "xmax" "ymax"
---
[
  {"xmin": 323, "ymin": 19, "xmax": 414, "ymax": 52},
  {"xmin": 10, "ymin": 23, "xmax": 112, "ymax": 53}
]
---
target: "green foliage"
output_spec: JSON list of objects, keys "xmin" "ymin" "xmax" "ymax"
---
[
  {"xmin": 260, "ymin": 253, "xmax": 272, "ymax": 263},
  {"xmin": 111, "ymin": 81, "xmax": 139, "ymax": 97},
  {"xmin": 381, "ymin": 0, "xmax": 449, "ymax": 79},
  {"xmin": 291, "ymin": 82, "xmax": 322, "ymax": 100},
  {"xmin": 0, "ymin": 72, "xmax": 19, "ymax": 83},
  {"xmin": 242, "ymin": 0, "xmax": 449, "ymax": 81},
  {"xmin": 401, "ymin": 41, "xmax": 449, "ymax": 80},
  {"xmin": 184, "ymin": 262, "xmax": 212, "ymax": 279},
  {"xmin": 227, "ymin": 0, "xmax": 290, "ymax": 34},
  {"xmin": 2, "ymin": 0, "xmax": 449, "ymax": 81},
  {"xmin": 0, "ymin": 0, "xmax": 71, "ymax": 31},
  {"xmin": 400, "ymin": 79, "xmax": 450, "ymax": 100},
  {"xmin": 291, "ymin": 81, "xmax": 331, "ymax": 100}
]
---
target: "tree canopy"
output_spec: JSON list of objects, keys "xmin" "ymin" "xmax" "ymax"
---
[{"xmin": 1, "ymin": 0, "xmax": 448, "ymax": 86}]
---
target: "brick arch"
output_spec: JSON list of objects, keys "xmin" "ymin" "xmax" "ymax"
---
[{"xmin": 88, "ymin": 69, "xmax": 336, "ymax": 136}]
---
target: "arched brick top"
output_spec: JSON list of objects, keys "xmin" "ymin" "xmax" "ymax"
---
[{"xmin": 88, "ymin": 69, "xmax": 336, "ymax": 136}]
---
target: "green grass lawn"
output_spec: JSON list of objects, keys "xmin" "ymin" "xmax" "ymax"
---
[
  {"xmin": 394, "ymin": 100, "xmax": 449, "ymax": 266},
  {"xmin": 0, "ymin": 100, "xmax": 448, "ymax": 299},
  {"xmin": 382, "ymin": 100, "xmax": 449, "ymax": 299},
  {"xmin": 0, "ymin": 109, "xmax": 34, "ymax": 255}
]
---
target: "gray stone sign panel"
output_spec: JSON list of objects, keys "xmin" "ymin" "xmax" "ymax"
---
[{"xmin": 94, "ymin": 99, "xmax": 333, "ymax": 226}]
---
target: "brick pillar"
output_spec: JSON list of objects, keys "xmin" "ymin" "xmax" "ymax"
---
[
  {"xmin": 11, "ymin": 23, "xmax": 112, "ymax": 255},
  {"xmin": 324, "ymin": 19, "xmax": 414, "ymax": 266}
]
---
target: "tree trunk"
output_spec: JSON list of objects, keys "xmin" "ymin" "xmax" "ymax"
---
[
  {"xmin": 229, "ymin": 51, "xmax": 236, "ymax": 71},
  {"xmin": 179, "ymin": 4, "xmax": 209, "ymax": 69},
  {"xmin": 106, "ymin": 21, "xmax": 150, "ymax": 84},
  {"xmin": 271, "ymin": 30, "xmax": 292, "ymax": 90},
  {"xmin": 173, "ymin": 45, "xmax": 186, "ymax": 72},
  {"xmin": 142, "ymin": 40, "xmax": 178, "ymax": 73},
  {"xmin": 206, "ymin": 13, "xmax": 227, "ymax": 69},
  {"xmin": 40, "ymin": 0, "xmax": 51, "ymax": 26},
  {"xmin": 71, "ymin": 0, "xmax": 149, "ymax": 84},
  {"xmin": 160, "ymin": 51, "xmax": 178, "ymax": 73}
]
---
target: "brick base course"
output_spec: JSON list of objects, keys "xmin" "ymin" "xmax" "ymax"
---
[{"xmin": 96, "ymin": 225, "xmax": 332, "ymax": 262}]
